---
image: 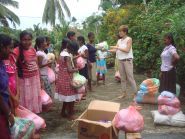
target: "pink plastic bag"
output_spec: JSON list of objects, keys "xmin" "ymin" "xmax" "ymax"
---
[
  {"xmin": 15, "ymin": 105, "xmax": 46, "ymax": 131},
  {"xmin": 76, "ymin": 57, "xmax": 85, "ymax": 69},
  {"xmin": 40, "ymin": 89, "xmax": 53, "ymax": 108},
  {"xmin": 115, "ymin": 71, "xmax": 121, "ymax": 81},
  {"xmin": 77, "ymin": 85, "xmax": 86, "ymax": 94},
  {"xmin": 48, "ymin": 67, "xmax": 55, "ymax": 83},
  {"xmin": 158, "ymin": 105, "xmax": 180, "ymax": 115},
  {"xmin": 158, "ymin": 95, "xmax": 180, "ymax": 108},
  {"xmin": 113, "ymin": 106, "xmax": 144, "ymax": 132}
]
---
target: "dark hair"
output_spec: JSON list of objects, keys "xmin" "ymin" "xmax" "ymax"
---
[
  {"xmin": 45, "ymin": 36, "xmax": 50, "ymax": 42},
  {"xmin": 17, "ymin": 30, "xmax": 33, "ymax": 78},
  {"xmin": 0, "ymin": 34, "xmax": 12, "ymax": 50},
  {"xmin": 77, "ymin": 36, "xmax": 85, "ymax": 45},
  {"xmin": 35, "ymin": 36, "xmax": 46, "ymax": 51},
  {"xmin": 88, "ymin": 32, "xmax": 94, "ymax": 38},
  {"xmin": 164, "ymin": 33, "xmax": 175, "ymax": 46},
  {"xmin": 60, "ymin": 38, "xmax": 70, "ymax": 52},
  {"xmin": 67, "ymin": 31, "xmax": 75, "ymax": 39}
]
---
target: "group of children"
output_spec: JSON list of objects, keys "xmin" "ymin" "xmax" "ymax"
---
[{"xmin": 0, "ymin": 30, "xmax": 110, "ymax": 138}]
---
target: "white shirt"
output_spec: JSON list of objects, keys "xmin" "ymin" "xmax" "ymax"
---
[
  {"xmin": 116, "ymin": 37, "xmax": 133, "ymax": 60},
  {"xmin": 36, "ymin": 50, "xmax": 48, "ymax": 75},
  {"xmin": 161, "ymin": 45, "xmax": 177, "ymax": 71},
  {"xmin": 97, "ymin": 50, "xmax": 108, "ymax": 59},
  {"xmin": 78, "ymin": 45, "xmax": 88, "ymax": 64}
]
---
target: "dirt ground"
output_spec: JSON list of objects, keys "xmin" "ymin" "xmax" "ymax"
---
[{"xmin": 40, "ymin": 68, "xmax": 185, "ymax": 138}]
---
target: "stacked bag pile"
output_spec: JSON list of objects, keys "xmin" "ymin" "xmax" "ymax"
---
[
  {"xmin": 135, "ymin": 78, "xmax": 160, "ymax": 104},
  {"xmin": 152, "ymin": 90, "xmax": 185, "ymax": 127}
]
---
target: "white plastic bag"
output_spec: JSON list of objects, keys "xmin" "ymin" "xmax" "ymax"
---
[{"xmin": 151, "ymin": 110, "xmax": 185, "ymax": 127}]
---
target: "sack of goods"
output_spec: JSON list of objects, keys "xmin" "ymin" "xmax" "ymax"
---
[
  {"xmin": 47, "ymin": 53, "xmax": 55, "ymax": 62},
  {"xmin": 151, "ymin": 111, "xmax": 185, "ymax": 127},
  {"xmin": 76, "ymin": 56, "xmax": 85, "ymax": 69},
  {"xmin": 95, "ymin": 41, "xmax": 109, "ymax": 50},
  {"xmin": 113, "ymin": 106, "xmax": 144, "ymax": 132},
  {"xmin": 40, "ymin": 89, "xmax": 53, "ymax": 111},
  {"xmin": 71, "ymin": 73, "xmax": 87, "ymax": 88},
  {"xmin": 158, "ymin": 91, "xmax": 180, "ymax": 115},
  {"xmin": 115, "ymin": 71, "xmax": 121, "ymax": 82},
  {"xmin": 77, "ymin": 85, "xmax": 86, "ymax": 94},
  {"xmin": 48, "ymin": 67, "xmax": 56, "ymax": 83},
  {"xmin": 135, "ymin": 78, "xmax": 160, "ymax": 104},
  {"xmin": 15, "ymin": 105, "xmax": 46, "ymax": 131},
  {"xmin": 10, "ymin": 117, "xmax": 35, "ymax": 139}
]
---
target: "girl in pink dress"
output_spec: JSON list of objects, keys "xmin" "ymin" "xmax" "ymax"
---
[
  {"xmin": 14, "ymin": 31, "xmax": 42, "ymax": 114},
  {"xmin": 55, "ymin": 38, "xmax": 80, "ymax": 120},
  {"xmin": 4, "ymin": 50, "xmax": 19, "ymax": 113}
]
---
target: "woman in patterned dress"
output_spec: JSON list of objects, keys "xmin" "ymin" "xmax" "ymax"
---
[{"xmin": 55, "ymin": 38, "xmax": 80, "ymax": 120}]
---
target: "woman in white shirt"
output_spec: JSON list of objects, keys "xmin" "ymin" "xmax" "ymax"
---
[
  {"xmin": 159, "ymin": 33, "xmax": 180, "ymax": 94},
  {"xmin": 35, "ymin": 36, "xmax": 52, "ymax": 96}
]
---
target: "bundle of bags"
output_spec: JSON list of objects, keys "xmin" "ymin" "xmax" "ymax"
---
[
  {"xmin": 158, "ymin": 91, "xmax": 180, "ymax": 115},
  {"xmin": 135, "ymin": 78, "xmax": 160, "ymax": 104},
  {"xmin": 40, "ymin": 89, "xmax": 53, "ymax": 111},
  {"xmin": 71, "ymin": 73, "xmax": 87, "ymax": 89},
  {"xmin": 152, "ymin": 90, "xmax": 185, "ymax": 127},
  {"xmin": 95, "ymin": 41, "xmax": 109, "ymax": 50},
  {"xmin": 113, "ymin": 106, "xmax": 144, "ymax": 133},
  {"xmin": 75, "ymin": 56, "xmax": 85, "ymax": 70},
  {"xmin": 10, "ymin": 117, "xmax": 35, "ymax": 139}
]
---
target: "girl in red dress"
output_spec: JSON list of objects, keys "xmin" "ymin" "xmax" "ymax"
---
[{"xmin": 55, "ymin": 38, "xmax": 80, "ymax": 120}]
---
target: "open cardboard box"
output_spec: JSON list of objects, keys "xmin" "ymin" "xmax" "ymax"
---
[{"xmin": 76, "ymin": 100, "xmax": 120, "ymax": 139}]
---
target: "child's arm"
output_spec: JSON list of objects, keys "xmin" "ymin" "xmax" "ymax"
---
[{"xmin": 66, "ymin": 57, "xmax": 78, "ymax": 73}]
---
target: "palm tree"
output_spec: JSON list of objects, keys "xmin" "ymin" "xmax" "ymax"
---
[
  {"xmin": 42, "ymin": 0, "xmax": 71, "ymax": 27},
  {"xmin": 0, "ymin": 0, "xmax": 20, "ymax": 27}
]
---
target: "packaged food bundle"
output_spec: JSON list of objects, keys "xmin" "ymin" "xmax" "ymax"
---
[
  {"xmin": 95, "ymin": 41, "xmax": 109, "ymax": 50},
  {"xmin": 48, "ymin": 67, "xmax": 55, "ymax": 83},
  {"xmin": 47, "ymin": 53, "xmax": 55, "ymax": 61},
  {"xmin": 76, "ymin": 56, "xmax": 85, "ymax": 69},
  {"xmin": 158, "ymin": 91, "xmax": 180, "ymax": 108},
  {"xmin": 113, "ymin": 106, "xmax": 144, "ymax": 132},
  {"xmin": 71, "ymin": 73, "xmax": 87, "ymax": 88},
  {"xmin": 158, "ymin": 105, "xmax": 180, "ymax": 115},
  {"xmin": 10, "ymin": 117, "xmax": 35, "ymax": 139}
]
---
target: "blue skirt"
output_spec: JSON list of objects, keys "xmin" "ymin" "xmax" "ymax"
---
[{"xmin": 96, "ymin": 59, "xmax": 107, "ymax": 75}]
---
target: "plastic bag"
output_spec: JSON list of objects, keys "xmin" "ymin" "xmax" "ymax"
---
[
  {"xmin": 113, "ymin": 106, "xmax": 144, "ymax": 132},
  {"xmin": 10, "ymin": 117, "xmax": 35, "ymax": 139},
  {"xmin": 40, "ymin": 89, "xmax": 53, "ymax": 111},
  {"xmin": 151, "ymin": 110, "xmax": 185, "ymax": 127},
  {"xmin": 115, "ymin": 71, "xmax": 121, "ymax": 82},
  {"xmin": 135, "ymin": 92, "xmax": 159, "ymax": 104},
  {"xmin": 47, "ymin": 53, "xmax": 55, "ymax": 62},
  {"xmin": 71, "ymin": 73, "xmax": 87, "ymax": 88},
  {"xmin": 77, "ymin": 85, "xmax": 86, "ymax": 94},
  {"xmin": 95, "ymin": 41, "xmax": 109, "ymax": 50},
  {"xmin": 48, "ymin": 67, "xmax": 55, "ymax": 83},
  {"xmin": 161, "ymin": 91, "xmax": 175, "ymax": 98},
  {"xmin": 15, "ymin": 105, "xmax": 46, "ymax": 131},
  {"xmin": 76, "ymin": 57, "xmax": 85, "ymax": 69},
  {"xmin": 158, "ymin": 95, "xmax": 180, "ymax": 108},
  {"xmin": 158, "ymin": 105, "xmax": 180, "ymax": 115}
]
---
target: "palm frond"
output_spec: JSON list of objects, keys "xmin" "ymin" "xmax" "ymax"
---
[
  {"xmin": 0, "ymin": 0, "xmax": 18, "ymax": 8},
  {"xmin": 55, "ymin": 0, "xmax": 64, "ymax": 22},
  {"xmin": 60, "ymin": 0, "xmax": 71, "ymax": 17}
]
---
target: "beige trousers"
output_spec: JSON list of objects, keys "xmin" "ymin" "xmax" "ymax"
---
[
  {"xmin": 118, "ymin": 59, "xmax": 137, "ymax": 94},
  {"xmin": 88, "ymin": 62, "xmax": 97, "ymax": 82}
]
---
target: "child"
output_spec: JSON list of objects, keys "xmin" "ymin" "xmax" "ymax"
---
[
  {"xmin": 96, "ymin": 49, "xmax": 108, "ymax": 85},
  {"xmin": 35, "ymin": 36, "xmax": 53, "ymax": 97},
  {"xmin": 14, "ymin": 31, "xmax": 42, "ymax": 114},
  {"xmin": 159, "ymin": 33, "xmax": 180, "ymax": 94},
  {"xmin": 55, "ymin": 38, "xmax": 79, "ymax": 120},
  {"xmin": 4, "ymin": 42, "xmax": 19, "ymax": 114}
]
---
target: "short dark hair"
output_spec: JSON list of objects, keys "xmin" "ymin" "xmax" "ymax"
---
[
  {"xmin": 164, "ymin": 33, "xmax": 175, "ymax": 46},
  {"xmin": 77, "ymin": 36, "xmax": 85, "ymax": 45},
  {"xmin": 88, "ymin": 32, "xmax": 94, "ymax": 38},
  {"xmin": 20, "ymin": 30, "xmax": 32, "ymax": 40},
  {"xmin": 35, "ymin": 36, "xmax": 46, "ymax": 50},
  {"xmin": 67, "ymin": 31, "xmax": 75, "ymax": 39},
  {"xmin": 0, "ymin": 34, "xmax": 12, "ymax": 49},
  {"xmin": 61, "ymin": 38, "xmax": 70, "ymax": 52}
]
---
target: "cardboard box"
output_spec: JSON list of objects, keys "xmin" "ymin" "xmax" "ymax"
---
[{"xmin": 77, "ymin": 100, "xmax": 120, "ymax": 139}]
